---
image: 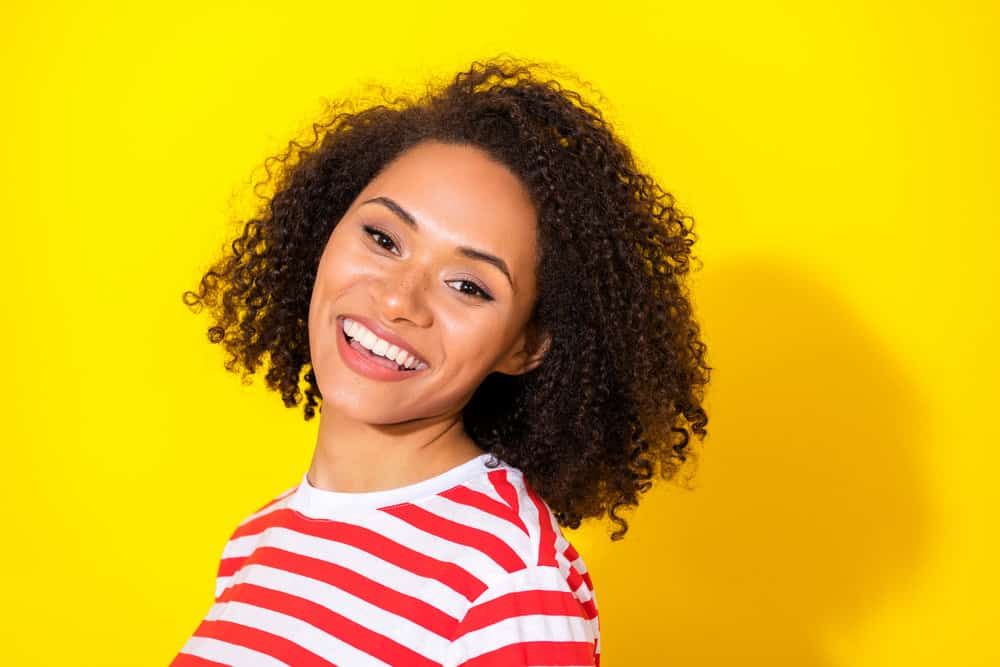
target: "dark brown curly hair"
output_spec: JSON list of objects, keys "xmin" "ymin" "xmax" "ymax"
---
[{"xmin": 182, "ymin": 55, "xmax": 711, "ymax": 540}]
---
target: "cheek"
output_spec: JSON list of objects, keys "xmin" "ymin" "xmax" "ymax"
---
[
  {"xmin": 314, "ymin": 242, "xmax": 371, "ymax": 298},
  {"xmin": 308, "ymin": 244, "xmax": 363, "ymax": 343},
  {"xmin": 438, "ymin": 310, "xmax": 509, "ymax": 368}
]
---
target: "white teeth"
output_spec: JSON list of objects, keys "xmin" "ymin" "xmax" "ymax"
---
[
  {"xmin": 341, "ymin": 318, "xmax": 425, "ymax": 370},
  {"xmin": 360, "ymin": 330, "xmax": 378, "ymax": 350}
]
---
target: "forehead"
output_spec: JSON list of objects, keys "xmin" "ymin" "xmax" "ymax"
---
[{"xmin": 353, "ymin": 141, "xmax": 539, "ymax": 272}]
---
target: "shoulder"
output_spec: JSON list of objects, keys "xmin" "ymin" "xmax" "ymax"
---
[
  {"xmin": 212, "ymin": 483, "xmax": 298, "ymax": 599},
  {"xmin": 228, "ymin": 482, "xmax": 300, "ymax": 538},
  {"xmin": 470, "ymin": 465, "xmax": 597, "ymax": 591},
  {"xmin": 428, "ymin": 466, "xmax": 601, "ymax": 666},
  {"xmin": 403, "ymin": 464, "xmax": 596, "ymax": 581},
  {"xmin": 444, "ymin": 562, "xmax": 600, "ymax": 666}
]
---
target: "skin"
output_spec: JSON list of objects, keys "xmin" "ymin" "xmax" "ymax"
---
[{"xmin": 306, "ymin": 140, "xmax": 551, "ymax": 493}]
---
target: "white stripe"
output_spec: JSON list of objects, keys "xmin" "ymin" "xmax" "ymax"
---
[
  {"xmin": 221, "ymin": 531, "xmax": 268, "ymax": 562},
  {"xmin": 215, "ymin": 490, "xmax": 298, "ymax": 566},
  {"xmin": 450, "ymin": 613, "xmax": 595, "ymax": 662},
  {"xmin": 467, "ymin": 474, "xmax": 513, "ymax": 507},
  {"xmin": 564, "ymin": 552, "xmax": 597, "ymax": 599},
  {"xmin": 177, "ymin": 635, "xmax": 289, "ymax": 666},
  {"xmin": 217, "ymin": 526, "xmax": 470, "ymax": 616},
  {"xmin": 418, "ymin": 494, "xmax": 533, "ymax": 564},
  {"xmin": 513, "ymin": 478, "xmax": 544, "ymax": 558},
  {"xmin": 551, "ymin": 533, "xmax": 598, "ymax": 611},
  {"xmin": 187, "ymin": 466, "xmax": 602, "ymax": 667},
  {"xmin": 552, "ymin": 551, "xmax": 598, "ymax": 608},
  {"xmin": 205, "ymin": 600, "xmax": 393, "ymax": 667},
  {"xmin": 235, "ymin": 563, "xmax": 450, "ymax": 655},
  {"xmin": 561, "ymin": 547, "xmax": 594, "ymax": 586},
  {"xmin": 235, "ymin": 486, "xmax": 298, "ymax": 528},
  {"xmin": 466, "ymin": 564, "xmax": 578, "ymax": 606},
  {"xmin": 214, "ymin": 575, "xmax": 232, "ymax": 600},
  {"xmin": 361, "ymin": 509, "xmax": 511, "ymax": 582}
]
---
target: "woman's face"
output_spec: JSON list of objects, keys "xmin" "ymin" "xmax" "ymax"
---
[{"xmin": 308, "ymin": 140, "xmax": 547, "ymax": 425}]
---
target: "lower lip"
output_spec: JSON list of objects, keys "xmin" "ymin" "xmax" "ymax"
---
[{"xmin": 335, "ymin": 319, "xmax": 426, "ymax": 382}]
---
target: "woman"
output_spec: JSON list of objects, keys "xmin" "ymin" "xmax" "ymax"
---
[{"xmin": 172, "ymin": 56, "xmax": 711, "ymax": 666}]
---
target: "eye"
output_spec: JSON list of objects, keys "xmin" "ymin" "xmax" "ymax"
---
[
  {"xmin": 446, "ymin": 279, "xmax": 494, "ymax": 302},
  {"xmin": 361, "ymin": 224, "xmax": 493, "ymax": 302},
  {"xmin": 362, "ymin": 225, "xmax": 400, "ymax": 255}
]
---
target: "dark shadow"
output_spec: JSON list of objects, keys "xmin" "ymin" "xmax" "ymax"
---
[{"xmin": 575, "ymin": 259, "xmax": 933, "ymax": 665}]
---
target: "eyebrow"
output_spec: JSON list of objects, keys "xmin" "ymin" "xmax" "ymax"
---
[{"xmin": 360, "ymin": 196, "xmax": 514, "ymax": 289}]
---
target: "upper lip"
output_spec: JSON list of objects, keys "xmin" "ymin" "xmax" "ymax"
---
[{"xmin": 340, "ymin": 314, "xmax": 429, "ymax": 366}]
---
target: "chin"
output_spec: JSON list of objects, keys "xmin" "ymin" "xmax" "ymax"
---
[{"xmin": 316, "ymin": 384, "xmax": 409, "ymax": 423}]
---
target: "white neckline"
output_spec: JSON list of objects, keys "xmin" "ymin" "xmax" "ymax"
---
[{"xmin": 288, "ymin": 452, "xmax": 506, "ymax": 518}]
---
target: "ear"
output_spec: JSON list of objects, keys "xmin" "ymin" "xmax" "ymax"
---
[{"xmin": 494, "ymin": 324, "xmax": 552, "ymax": 376}]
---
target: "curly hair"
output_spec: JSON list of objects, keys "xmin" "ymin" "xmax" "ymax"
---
[{"xmin": 182, "ymin": 55, "xmax": 712, "ymax": 540}]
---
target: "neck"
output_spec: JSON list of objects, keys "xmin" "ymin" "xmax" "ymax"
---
[{"xmin": 307, "ymin": 407, "xmax": 487, "ymax": 493}]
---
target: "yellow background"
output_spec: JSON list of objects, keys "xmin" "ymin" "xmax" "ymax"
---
[{"xmin": 3, "ymin": 1, "xmax": 997, "ymax": 664}]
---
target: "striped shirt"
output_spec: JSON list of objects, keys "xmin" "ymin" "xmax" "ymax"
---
[{"xmin": 171, "ymin": 453, "xmax": 601, "ymax": 666}]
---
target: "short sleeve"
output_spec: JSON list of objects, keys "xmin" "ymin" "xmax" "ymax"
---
[{"xmin": 443, "ymin": 564, "xmax": 600, "ymax": 667}]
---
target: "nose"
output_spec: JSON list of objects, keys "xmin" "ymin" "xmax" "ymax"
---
[{"xmin": 372, "ymin": 263, "xmax": 434, "ymax": 328}]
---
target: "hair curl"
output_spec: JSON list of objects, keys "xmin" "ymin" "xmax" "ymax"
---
[{"xmin": 182, "ymin": 55, "xmax": 712, "ymax": 540}]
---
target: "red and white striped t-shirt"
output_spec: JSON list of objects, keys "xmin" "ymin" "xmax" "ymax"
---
[{"xmin": 171, "ymin": 453, "xmax": 601, "ymax": 666}]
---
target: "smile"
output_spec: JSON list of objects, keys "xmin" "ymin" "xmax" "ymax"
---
[
  {"xmin": 335, "ymin": 316, "xmax": 429, "ymax": 382},
  {"xmin": 342, "ymin": 318, "xmax": 428, "ymax": 370}
]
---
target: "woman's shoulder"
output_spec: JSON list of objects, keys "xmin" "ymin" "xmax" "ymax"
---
[
  {"xmin": 438, "ymin": 464, "xmax": 601, "ymax": 665},
  {"xmin": 217, "ymin": 461, "xmax": 598, "ymax": 605},
  {"xmin": 429, "ymin": 462, "xmax": 598, "ymax": 603},
  {"xmin": 232, "ymin": 482, "xmax": 300, "ymax": 531}
]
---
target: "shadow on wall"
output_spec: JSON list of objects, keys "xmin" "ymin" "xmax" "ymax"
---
[{"xmin": 583, "ymin": 259, "xmax": 934, "ymax": 665}]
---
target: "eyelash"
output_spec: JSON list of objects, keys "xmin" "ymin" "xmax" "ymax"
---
[{"xmin": 362, "ymin": 225, "xmax": 495, "ymax": 302}]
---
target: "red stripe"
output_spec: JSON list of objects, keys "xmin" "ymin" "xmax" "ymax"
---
[
  {"xmin": 235, "ymin": 508, "xmax": 487, "ymax": 602},
  {"xmin": 236, "ymin": 487, "xmax": 297, "ymax": 525},
  {"xmin": 487, "ymin": 469, "xmax": 521, "ymax": 518},
  {"xmin": 457, "ymin": 640, "xmax": 597, "ymax": 666},
  {"xmin": 453, "ymin": 589, "xmax": 587, "ymax": 638},
  {"xmin": 256, "ymin": 487, "xmax": 297, "ymax": 511},
  {"xmin": 249, "ymin": 546, "xmax": 459, "ymax": 637},
  {"xmin": 382, "ymin": 504, "xmax": 527, "ymax": 573},
  {"xmin": 566, "ymin": 564, "xmax": 583, "ymax": 592},
  {"xmin": 438, "ymin": 485, "xmax": 530, "ymax": 536},
  {"xmin": 213, "ymin": 583, "xmax": 441, "ymax": 667},
  {"xmin": 561, "ymin": 543, "xmax": 595, "ymax": 592},
  {"xmin": 231, "ymin": 506, "xmax": 290, "ymax": 540},
  {"xmin": 189, "ymin": 618, "xmax": 337, "ymax": 666},
  {"xmin": 565, "ymin": 563, "xmax": 600, "ymax": 618},
  {"xmin": 217, "ymin": 556, "xmax": 245, "ymax": 578},
  {"xmin": 581, "ymin": 597, "xmax": 598, "ymax": 621},
  {"xmin": 523, "ymin": 484, "xmax": 557, "ymax": 566},
  {"xmin": 169, "ymin": 654, "xmax": 229, "ymax": 666}
]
